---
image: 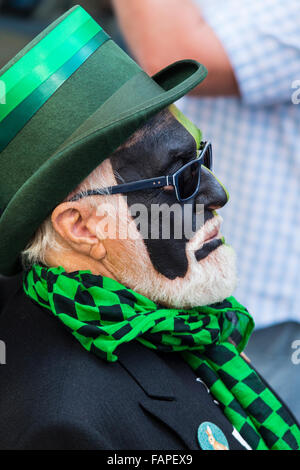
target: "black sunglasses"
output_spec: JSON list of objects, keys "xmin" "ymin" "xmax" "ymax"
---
[{"xmin": 69, "ymin": 142, "xmax": 212, "ymax": 203}]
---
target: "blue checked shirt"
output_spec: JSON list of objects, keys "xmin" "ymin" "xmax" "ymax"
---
[{"xmin": 178, "ymin": 0, "xmax": 300, "ymax": 328}]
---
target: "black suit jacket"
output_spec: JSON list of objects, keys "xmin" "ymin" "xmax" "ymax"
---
[{"xmin": 0, "ymin": 280, "xmax": 249, "ymax": 450}]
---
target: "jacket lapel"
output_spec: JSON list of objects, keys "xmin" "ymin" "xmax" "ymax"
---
[{"xmin": 118, "ymin": 341, "xmax": 204, "ymax": 449}]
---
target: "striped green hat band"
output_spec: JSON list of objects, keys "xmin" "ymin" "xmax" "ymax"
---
[{"xmin": 0, "ymin": 7, "xmax": 110, "ymax": 152}]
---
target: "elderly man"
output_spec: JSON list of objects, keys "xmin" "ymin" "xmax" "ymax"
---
[{"xmin": 0, "ymin": 6, "xmax": 299, "ymax": 451}]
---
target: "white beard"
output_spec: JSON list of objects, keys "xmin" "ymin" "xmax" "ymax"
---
[
  {"xmin": 114, "ymin": 243, "xmax": 237, "ymax": 309},
  {"xmin": 102, "ymin": 202, "xmax": 238, "ymax": 308}
]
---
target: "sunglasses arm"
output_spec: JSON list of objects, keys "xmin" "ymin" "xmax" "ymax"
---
[
  {"xmin": 109, "ymin": 175, "xmax": 169, "ymax": 195},
  {"xmin": 68, "ymin": 176, "xmax": 171, "ymax": 201}
]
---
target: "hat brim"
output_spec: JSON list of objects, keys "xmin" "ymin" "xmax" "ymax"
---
[{"xmin": 0, "ymin": 59, "xmax": 207, "ymax": 275}]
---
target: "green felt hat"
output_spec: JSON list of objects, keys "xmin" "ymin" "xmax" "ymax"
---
[{"xmin": 0, "ymin": 5, "xmax": 207, "ymax": 276}]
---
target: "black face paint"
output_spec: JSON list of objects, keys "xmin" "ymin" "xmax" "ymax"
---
[
  {"xmin": 110, "ymin": 109, "xmax": 228, "ymax": 279},
  {"xmin": 195, "ymin": 239, "xmax": 224, "ymax": 262}
]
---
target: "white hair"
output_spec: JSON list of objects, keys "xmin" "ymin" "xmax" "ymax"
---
[{"xmin": 21, "ymin": 159, "xmax": 116, "ymax": 269}]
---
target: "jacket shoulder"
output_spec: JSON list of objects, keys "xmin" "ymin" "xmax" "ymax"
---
[{"xmin": 0, "ymin": 287, "xmax": 142, "ymax": 449}]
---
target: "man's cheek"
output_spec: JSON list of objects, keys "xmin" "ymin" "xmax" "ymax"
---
[
  {"xmin": 143, "ymin": 237, "xmax": 188, "ymax": 279},
  {"xmin": 133, "ymin": 195, "xmax": 190, "ymax": 279}
]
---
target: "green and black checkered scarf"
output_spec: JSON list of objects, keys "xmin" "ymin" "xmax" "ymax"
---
[{"xmin": 24, "ymin": 264, "xmax": 300, "ymax": 451}]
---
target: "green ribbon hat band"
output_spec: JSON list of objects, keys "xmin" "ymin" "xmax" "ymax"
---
[{"xmin": 0, "ymin": 6, "xmax": 110, "ymax": 152}]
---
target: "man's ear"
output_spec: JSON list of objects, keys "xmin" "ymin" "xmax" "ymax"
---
[{"xmin": 51, "ymin": 202, "xmax": 106, "ymax": 261}]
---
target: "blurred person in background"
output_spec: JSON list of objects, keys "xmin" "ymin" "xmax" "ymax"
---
[{"xmin": 112, "ymin": 0, "xmax": 300, "ymax": 418}]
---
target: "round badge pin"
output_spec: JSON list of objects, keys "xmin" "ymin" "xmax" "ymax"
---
[{"xmin": 197, "ymin": 422, "xmax": 229, "ymax": 450}]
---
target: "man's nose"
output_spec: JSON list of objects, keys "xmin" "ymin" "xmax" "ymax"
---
[{"xmin": 195, "ymin": 166, "xmax": 229, "ymax": 209}]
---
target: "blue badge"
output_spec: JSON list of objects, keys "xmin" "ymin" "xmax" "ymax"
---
[{"xmin": 198, "ymin": 422, "xmax": 229, "ymax": 450}]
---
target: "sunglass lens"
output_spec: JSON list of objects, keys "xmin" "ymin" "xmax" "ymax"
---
[
  {"xmin": 203, "ymin": 145, "xmax": 212, "ymax": 170},
  {"xmin": 177, "ymin": 160, "xmax": 200, "ymax": 200}
]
